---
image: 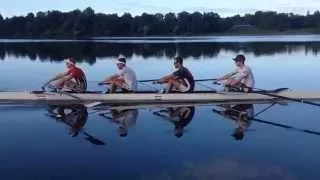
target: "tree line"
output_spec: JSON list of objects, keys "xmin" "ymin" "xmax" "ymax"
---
[{"xmin": 1, "ymin": 7, "xmax": 320, "ymax": 37}]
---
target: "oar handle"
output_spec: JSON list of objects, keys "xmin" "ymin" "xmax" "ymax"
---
[
  {"xmin": 98, "ymin": 81, "xmax": 111, "ymax": 86},
  {"xmin": 213, "ymin": 81, "xmax": 221, "ymax": 85}
]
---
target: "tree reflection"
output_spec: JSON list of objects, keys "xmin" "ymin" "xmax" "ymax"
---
[{"xmin": 0, "ymin": 42, "xmax": 320, "ymax": 64}]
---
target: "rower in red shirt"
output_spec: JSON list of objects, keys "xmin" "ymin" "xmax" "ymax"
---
[{"xmin": 42, "ymin": 58, "xmax": 87, "ymax": 92}]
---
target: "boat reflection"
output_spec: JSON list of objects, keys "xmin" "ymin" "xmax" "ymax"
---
[
  {"xmin": 46, "ymin": 104, "xmax": 105, "ymax": 145},
  {"xmin": 153, "ymin": 106, "xmax": 195, "ymax": 138},
  {"xmin": 44, "ymin": 101, "xmax": 320, "ymax": 142}
]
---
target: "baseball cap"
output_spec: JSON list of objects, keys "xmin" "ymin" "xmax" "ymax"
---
[
  {"xmin": 116, "ymin": 54, "xmax": 126, "ymax": 65},
  {"xmin": 232, "ymin": 54, "xmax": 246, "ymax": 62},
  {"xmin": 65, "ymin": 57, "xmax": 76, "ymax": 65}
]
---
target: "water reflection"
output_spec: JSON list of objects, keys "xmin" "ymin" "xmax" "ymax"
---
[
  {"xmin": 99, "ymin": 108, "xmax": 139, "ymax": 137},
  {"xmin": 1, "ymin": 42, "xmax": 320, "ymax": 64},
  {"xmin": 213, "ymin": 104, "xmax": 254, "ymax": 141},
  {"xmin": 46, "ymin": 104, "xmax": 105, "ymax": 145},
  {"xmin": 41, "ymin": 101, "xmax": 320, "ymax": 143},
  {"xmin": 153, "ymin": 106, "xmax": 195, "ymax": 138},
  {"xmin": 141, "ymin": 158, "xmax": 296, "ymax": 180},
  {"xmin": 212, "ymin": 103, "xmax": 320, "ymax": 140}
]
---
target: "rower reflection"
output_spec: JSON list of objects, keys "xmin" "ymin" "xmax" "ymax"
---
[
  {"xmin": 99, "ymin": 108, "xmax": 138, "ymax": 137},
  {"xmin": 212, "ymin": 104, "xmax": 254, "ymax": 140},
  {"xmin": 153, "ymin": 106, "xmax": 195, "ymax": 138},
  {"xmin": 46, "ymin": 104, "xmax": 105, "ymax": 145}
]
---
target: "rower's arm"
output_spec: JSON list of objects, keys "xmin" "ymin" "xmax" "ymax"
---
[
  {"xmin": 217, "ymin": 72, "xmax": 237, "ymax": 81},
  {"xmin": 231, "ymin": 71, "xmax": 249, "ymax": 84},
  {"xmin": 158, "ymin": 74, "xmax": 175, "ymax": 83},
  {"xmin": 43, "ymin": 72, "xmax": 69, "ymax": 86},
  {"xmin": 57, "ymin": 74, "xmax": 73, "ymax": 84},
  {"xmin": 103, "ymin": 74, "xmax": 120, "ymax": 83}
]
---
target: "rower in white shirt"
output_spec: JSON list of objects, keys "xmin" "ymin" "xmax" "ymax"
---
[
  {"xmin": 99, "ymin": 55, "xmax": 137, "ymax": 93},
  {"xmin": 216, "ymin": 54, "xmax": 255, "ymax": 92}
]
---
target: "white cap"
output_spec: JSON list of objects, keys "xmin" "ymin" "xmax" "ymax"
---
[
  {"xmin": 64, "ymin": 58, "xmax": 75, "ymax": 65},
  {"xmin": 118, "ymin": 54, "xmax": 126, "ymax": 59}
]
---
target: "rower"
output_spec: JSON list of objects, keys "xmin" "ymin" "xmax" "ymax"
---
[
  {"xmin": 154, "ymin": 56, "xmax": 195, "ymax": 93},
  {"xmin": 99, "ymin": 55, "xmax": 137, "ymax": 93},
  {"xmin": 216, "ymin": 54, "xmax": 255, "ymax": 92},
  {"xmin": 41, "ymin": 58, "xmax": 87, "ymax": 92}
]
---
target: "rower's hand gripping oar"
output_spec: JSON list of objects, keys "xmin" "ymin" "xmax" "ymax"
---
[
  {"xmin": 41, "ymin": 82, "xmax": 50, "ymax": 91},
  {"xmin": 98, "ymin": 81, "xmax": 110, "ymax": 86}
]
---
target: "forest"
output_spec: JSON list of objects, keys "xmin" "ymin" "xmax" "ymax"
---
[{"xmin": 1, "ymin": 7, "xmax": 320, "ymax": 37}]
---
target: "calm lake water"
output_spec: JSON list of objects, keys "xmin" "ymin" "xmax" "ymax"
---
[{"xmin": 1, "ymin": 35, "xmax": 320, "ymax": 180}]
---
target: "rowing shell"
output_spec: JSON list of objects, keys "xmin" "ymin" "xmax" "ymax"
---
[{"xmin": 0, "ymin": 89, "xmax": 319, "ymax": 105}]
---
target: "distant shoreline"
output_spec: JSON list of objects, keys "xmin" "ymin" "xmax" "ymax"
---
[{"xmin": 1, "ymin": 30, "xmax": 320, "ymax": 39}]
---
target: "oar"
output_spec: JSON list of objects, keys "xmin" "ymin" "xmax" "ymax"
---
[
  {"xmin": 139, "ymin": 81, "xmax": 159, "ymax": 91},
  {"xmin": 250, "ymin": 87, "xmax": 320, "ymax": 107},
  {"xmin": 98, "ymin": 78, "xmax": 218, "ymax": 87},
  {"xmin": 82, "ymin": 131, "xmax": 106, "ymax": 145},
  {"xmin": 42, "ymin": 84, "xmax": 81, "ymax": 99},
  {"xmin": 213, "ymin": 81, "xmax": 320, "ymax": 107},
  {"xmin": 138, "ymin": 78, "xmax": 217, "ymax": 83},
  {"xmin": 42, "ymin": 84, "xmax": 103, "ymax": 108}
]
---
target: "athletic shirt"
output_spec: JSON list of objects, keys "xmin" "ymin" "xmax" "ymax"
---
[
  {"xmin": 173, "ymin": 66, "xmax": 195, "ymax": 91},
  {"xmin": 118, "ymin": 66, "xmax": 137, "ymax": 91},
  {"xmin": 114, "ymin": 109, "xmax": 138, "ymax": 130},
  {"xmin": 232, "ymin": 65, "xmax": 255, "ymax": 88},
  {"xmin": 171, "ymin": 106, "xmax": 195, "ymax": 127},
  {"xmin": 67, "ymin": 67, "xmax": 87, "ymax": 91}
]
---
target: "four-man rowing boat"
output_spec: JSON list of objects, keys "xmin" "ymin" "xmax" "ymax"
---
[{"xmin": 1, "ymin": 89, "xmax": 320, "ymax": 105}]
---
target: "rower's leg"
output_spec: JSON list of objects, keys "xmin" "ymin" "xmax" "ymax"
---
[
  {"xmin": 64, "ymin": 80, "xmax": 82, "ymax": 92},
  {"xmin": 224, "ymin": 79, "xmax": 243, "ymax": 92},
  {"xmin": 110, "ymin": 83, "xmax": 118, "ymax": 93},
  {"xmin": 166, "ymin": 80, "xmax": 174, "ymax": 93},
  {"xmin": 223, "ymin": 79, "xmax": 233, "ymax": 91},
  {"xmin": 109, "ymin": 79, "xmax": 126, "ymax": 93},
  {"xmin": 166, "ymin": 79, "xmax": 183, "ymax": 93},
  {"xmin": 55, "ymin": 78, "xmax": 66, "ymax": 89}
]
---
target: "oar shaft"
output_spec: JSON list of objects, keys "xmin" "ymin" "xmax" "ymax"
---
[
  {"xmin": 139, "ymin": 78, "xmax": 217, "ymax": 83},
  {"xmin": 233, "ymin": 83, "xmax": 320, "ymax": 108},
  {"xmin": 254, "ymin": 90, "xmax": 320, "ymax": 107},
  {"xmin": 195, "ymin": 78, "xmax": 217, "ymax": 82},
  {"xmin": 94, "ymin": 78, "xmax": 217, "ymax": 84},
  {"xmin": 138, "ymin": 79, "xmax": 159, "ymax": 83}
]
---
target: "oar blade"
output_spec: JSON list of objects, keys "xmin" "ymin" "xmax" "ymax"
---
[{"xmin": 84, "ymin": 136, "xmax": 106, "ymax": 145}]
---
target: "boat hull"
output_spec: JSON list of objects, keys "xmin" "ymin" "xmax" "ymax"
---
[{"xmin": 0, "ymin": 91, "xmax": 319, "ymax": 105}]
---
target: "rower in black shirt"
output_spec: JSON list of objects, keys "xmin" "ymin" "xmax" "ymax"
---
[
  {"xmin": 154, "ymin": 106, "xmax": 195, "ymax": 138},
  {"xmin": 155, "ymin": 56, "xmax": 195, "ymax": 93}
]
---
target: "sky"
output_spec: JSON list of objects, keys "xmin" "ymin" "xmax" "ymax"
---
[{"xmin": 1, "ymin": 0, "xmax": 320, "ymax": 17}]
